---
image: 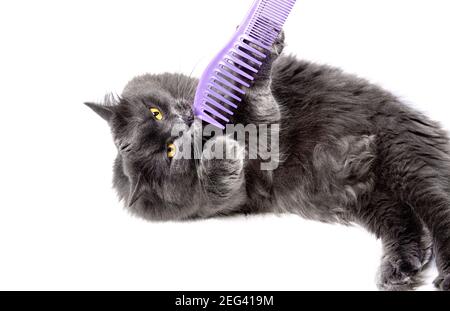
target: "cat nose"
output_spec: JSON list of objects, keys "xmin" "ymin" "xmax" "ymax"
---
[
  {"xmin": 184, "ymin": 115, "xmax": 194, "ymax": 126},
  {"xmin": 173, "ymin": 131, "xmax": 183, "ymax": 139}
]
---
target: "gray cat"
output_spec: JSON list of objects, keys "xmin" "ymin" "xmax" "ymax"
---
[{"xmin": 85, "ymin": 32, "xmax": 450, "ymax": 291}]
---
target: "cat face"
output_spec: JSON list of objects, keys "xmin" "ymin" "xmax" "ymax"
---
[{"xmin": 86, "ymin": 73, "xmax": 203, "ymax": 220}]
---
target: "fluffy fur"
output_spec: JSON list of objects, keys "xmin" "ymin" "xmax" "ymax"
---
[{"xmin": 85, "ymin": 33, "xmax": 450, "ymax": 291}]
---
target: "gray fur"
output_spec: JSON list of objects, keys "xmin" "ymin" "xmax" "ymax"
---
[{"xmin": 85, "ymin": 33, "xmax": 450, "ymax": 290}]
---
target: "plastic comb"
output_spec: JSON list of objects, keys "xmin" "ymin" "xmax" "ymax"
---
[{"xmin": 193, "ymin": 0, "xmax": 297, "ymax": 129}]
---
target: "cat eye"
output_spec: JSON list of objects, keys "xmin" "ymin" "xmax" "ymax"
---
[
  {"xmin": 167, "ymin": 143, "xmax": 176, "ymax": 158},
  {"xmin": 150, "ymin": 108, "xmax": 163, "ymax": 120}
]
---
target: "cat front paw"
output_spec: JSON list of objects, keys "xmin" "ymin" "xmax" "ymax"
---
[
  {"xmin": 434, "ymin": 273, "xmax": 450, "ymax": 291},
  {"xmin": 250, "ymin": 30, "xmax": 285, "ymax": 85},
  {"xmin": 236, "ymin": 25, "xmax": 285, "ymax": 57},
  {"xmin": 377, "ymin": 255, "xmax": 423, "ymax": 291},
  {"xmin": 199, "ymin": 136, "xmax": 245, "ymax": 204},
  {"xmin": 271, "ymin": 30, "xmax": 285, "ymax": 57}
]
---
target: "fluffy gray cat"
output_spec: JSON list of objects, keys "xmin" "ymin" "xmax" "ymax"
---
[{"xmin": 85, "ymin": 32, "xmax": 450, "ymax": 291}]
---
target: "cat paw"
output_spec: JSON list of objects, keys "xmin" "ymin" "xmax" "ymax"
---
[
  {"xmin": 200, "ymin": 136, "xmax": 245, "ymax": 183},
  {"xmin": 433, "ymin": 273, "xmax": 450, "ymax": 291},
  {"xmin": 199, "ymin": 136, "xmax": 246, "ymax": 206},
  {"xmin": 377, "ymin": 256, "xmax": 423, "ymax": 291},
  {"xmin": 271, "ymin": 30, "xmax": 285, "ymax": 57},
  {"xmin": 236, "ymin": 25, "xmax": 285, "ymax": 56},
  {"xmin": 249, "ymin": 30, "xmax": 285, "ymax": 85}
]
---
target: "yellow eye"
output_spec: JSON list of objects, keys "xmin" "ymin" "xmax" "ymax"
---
[
  {"xmin": 150, "ymin": 108, "xmax": 163, "ymax": 120},
  {"xmin": 167, "ymin": 143, "xmax": 176, "ymax": 158}
]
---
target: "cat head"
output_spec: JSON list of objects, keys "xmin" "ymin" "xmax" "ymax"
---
[{"xmin": 85, "ymin": 73, "xmax": 203, "ymax": 220}]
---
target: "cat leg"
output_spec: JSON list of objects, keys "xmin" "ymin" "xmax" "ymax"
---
[
  {"xmin": 374, "ymin": 108, "xmax": 450, "ymax": 289},
  {"xmin": 227, "ymin": 31, "xmax": 285, "ymax": 126},
  {"xmin": 407, "ymin": 186, "xmax": 450, "ymax": 290},
  {"xmin": 198, "ymin": 135, "xmax": 247, "ymax": 216},
  {"xmin": 360, "ymin": 191, "xmax": 433, "ymax": 291}
]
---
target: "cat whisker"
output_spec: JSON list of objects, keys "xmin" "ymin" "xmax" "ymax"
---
[{"xmin": 176, "ymin": 73, "xmax": 183, "ymax": 99}]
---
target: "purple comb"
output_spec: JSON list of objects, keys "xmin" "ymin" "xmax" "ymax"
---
[{"xmin": 193, "ymin": 0, "xmax": 297, "ymax": 129}]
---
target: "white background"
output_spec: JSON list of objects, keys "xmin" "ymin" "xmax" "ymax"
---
[{"xmin": 0, "ymin": 0, "xmax": 449, "ymax": 290}]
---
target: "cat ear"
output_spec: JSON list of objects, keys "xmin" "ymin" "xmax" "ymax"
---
[
  {"xmin": 84, "ymin": 102, "xmax": 115, "ymax": 122},
  {"xmin": 84, "ymin": 93, "xmax": 119, "ymax": 122},
  {"xmin": 128, "ymin": 173, "xmax": 144, "ymax": 207}
]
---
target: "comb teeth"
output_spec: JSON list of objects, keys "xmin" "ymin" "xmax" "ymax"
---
[{"xmin": 193, "ymin": 0, "xmax": 297, "ymax": 129}]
